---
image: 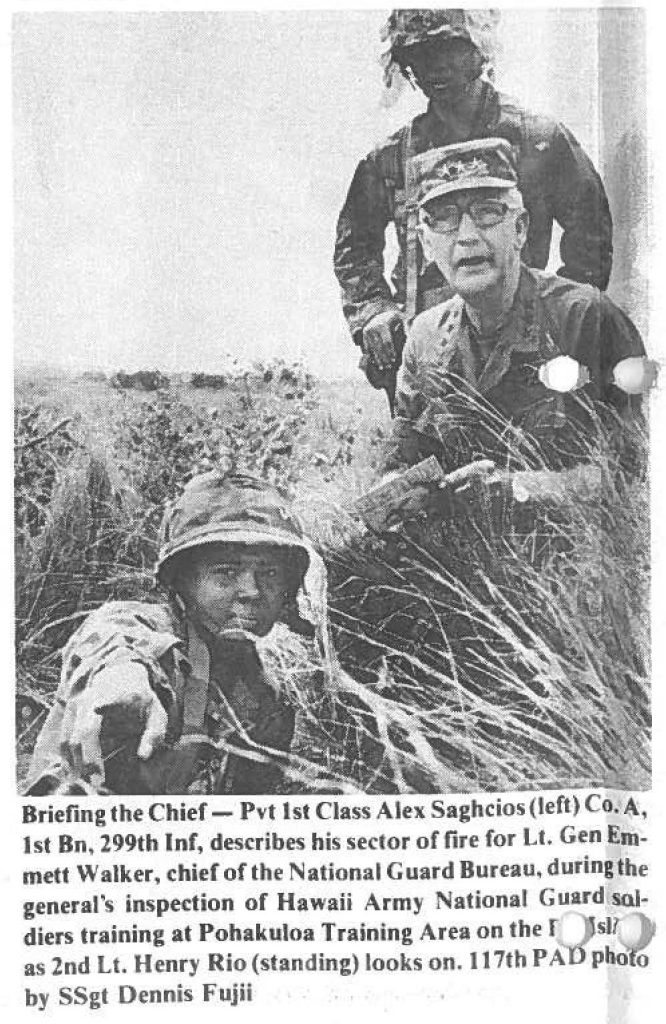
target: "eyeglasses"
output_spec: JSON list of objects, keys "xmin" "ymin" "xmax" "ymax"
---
[{"xmin": 421, "ymin": 198, "xmax": 512, "ymax": 234}]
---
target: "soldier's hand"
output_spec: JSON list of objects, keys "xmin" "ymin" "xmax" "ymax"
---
[
  {"xmin": 439, "ymin": 460, "xmax": 504, "ymax": 515},
  {"xmin": 444, "ymin": 459, "xmax": 498, "ymax": 496},
  {"xmin": 380, "ymin": 460, "xmax": 498, "ymax": 526},
  {"xmin": 59, "ymin": 663, "xmax": 168, "ymax": 785},
  {"xmin": 362, "ymin": 309, "xmax": 405, "ymax": 372},
  {"xmin": 388, "ymin": 483, "xmax": 433, "ymax": 522}
]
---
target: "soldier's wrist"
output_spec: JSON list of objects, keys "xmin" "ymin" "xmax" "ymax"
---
[{"xmin": 353, "ymin": 301, "xmax": 403, "ymax": 345}]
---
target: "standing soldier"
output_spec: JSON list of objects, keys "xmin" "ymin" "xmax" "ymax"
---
[{"xmin": 335, "ymin": 9, "xmax": 613, "ymax": 409}]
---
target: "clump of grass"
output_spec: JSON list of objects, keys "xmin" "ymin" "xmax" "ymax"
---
[
  {"xmin": 16, "ymin": 450, "xmax": 151, "ymax": 663},
  {"xmin": 318, "ymin": 407, "xmax": 650, "ymax": 792},
  {"xmin": 15, "ymin": 444, "xmax": 155, "ymax": 777}
]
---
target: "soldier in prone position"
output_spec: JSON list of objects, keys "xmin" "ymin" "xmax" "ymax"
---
[
  {"xmin": 25, "ymin": 472, "xmax": 461, "ymax": 796},
  {"xmin": 25, "ymin": 473, "xmax": 325, "ymax": 796},
  {"xmin": 334, "ymin": 9, "xmax": 614, "ymax": 406}
]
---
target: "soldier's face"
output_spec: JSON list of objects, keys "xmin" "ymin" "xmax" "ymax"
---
[
  {"xmin": 419, "ymin": 188, "xmax": 528, "ymax": 303},
  {"xmin": 175, "ymin": 544, "xmax": 293, "ymax": 640},
  {"xmin": 407, "ymin": 39, "xmax": 484, "ymax": 101}
]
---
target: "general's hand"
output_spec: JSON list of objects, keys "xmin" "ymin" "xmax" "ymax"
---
[
  {"xmin": 434, "ymin": 460, "xmax": 501, "ymax": 516},
  {"xmin": 362, "ymin": 309, "xmax": 405, "ymax": 372},
  {"xmin": 444, "ymin": 460, "xmax": 497, "ymax": 493},
  {"xmin": 59, "ymin": 663, "xmax": 168, "ymax": 785},
  {"xmin": 380, "ymin": 460, "xmax": 498, "ymax": 525}
]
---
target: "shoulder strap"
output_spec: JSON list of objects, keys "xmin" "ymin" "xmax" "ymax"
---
[
  {"xmin": 403, "ymin": 122, "xmax": 420, "ymax": 324},
  {"xmin": 182, "ymin": 627, "xmax": 210, "ymax": 735},
  {"xmin": 376, "ymin": 130, "xmax": 405, "ymax": 188}
]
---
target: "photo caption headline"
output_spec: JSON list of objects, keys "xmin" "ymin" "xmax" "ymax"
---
[{"xmin": 19, "ymin": 791, "xmax": 651, "ymax": 1011}]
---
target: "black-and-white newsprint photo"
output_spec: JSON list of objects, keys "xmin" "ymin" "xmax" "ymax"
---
[
  {"xmin": 15, "ymin": 5, "xmax": 652, "ymax": 798},
  {"xmin": 8, "ymin": 5, "xmax": 662, "ymax": 1022}
]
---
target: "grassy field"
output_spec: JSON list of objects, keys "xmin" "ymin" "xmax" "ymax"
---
[{"xmin": 15, "ymin": 364, "xmax": 651, "ymax": 793}]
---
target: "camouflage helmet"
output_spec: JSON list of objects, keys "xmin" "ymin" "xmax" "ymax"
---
[
  {"xmin": 381, "ymin": 9, "xmax": 500, "ymax": 86},
  {"xmin": 156, "ymin": 472, "xmax": 310, "ymax": 586}
]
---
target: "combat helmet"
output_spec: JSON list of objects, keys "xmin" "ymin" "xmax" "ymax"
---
[
  {"xmin": 156, "ymin": 472, "xmax": 312, "ymax": 632},
  {"xmin": 381, "ymin": 9, "xmax": 500, "ymax": 88}
]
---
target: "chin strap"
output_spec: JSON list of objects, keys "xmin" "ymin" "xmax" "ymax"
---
[{"xmin": 182, "ymin": 623, "xmax": 211, "ymax": 736}]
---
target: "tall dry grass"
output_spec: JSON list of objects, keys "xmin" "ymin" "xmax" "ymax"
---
[
  {"xmin": 15, "ymin": 373, "xmax": 650, "ymax": 792},
  {"xmin": 316, "ymin": 400, "xmax": 650, "ymax": 792}
]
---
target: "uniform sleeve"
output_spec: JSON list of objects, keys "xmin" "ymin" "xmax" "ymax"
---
[
  {"xmin": 598, "ymin": 295, "xmax": 646, "ymax": 372},
  {"xmin": 58, "ymin": 602, "xmax": 183, "ymax": 703},
  {"xmin": 558, "ymin": 292, "xmax": 646, "ymax": 391},
  {"xmin": 24, "ymin": 602, "xmax": 183, "ymax": 792},
  {"xmin": 382, "ymin": 330, "xmax": 434, "ymax": 472},
  {"xmin": 334, "ymin": 153, "xmax": 402, "ymax": 343},
  {"xmin": 547, "ymin": 123, "xmax": 613, "ymax": 291},
  {"xmin": 597, "ymin": 297, "xmax": 647, "ymax": 427}
]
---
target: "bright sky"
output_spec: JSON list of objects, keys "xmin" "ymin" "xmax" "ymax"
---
[{"xmin": 14, "ymin": 8, "xmax": 610, "ymax": 376}]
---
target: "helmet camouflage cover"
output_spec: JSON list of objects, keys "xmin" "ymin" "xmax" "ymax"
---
[
  {"xmin": 381, "ymin": 9, "xmax": 501, "ymax": 86},
  {"xmin": 156, "ymin": 472, "xmax": 310, "ymax": 584}
]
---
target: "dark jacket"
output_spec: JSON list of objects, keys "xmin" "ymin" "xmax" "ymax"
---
[{"xmin": 335, "ymin": 84, "xmax": 613, "ymax": 344}]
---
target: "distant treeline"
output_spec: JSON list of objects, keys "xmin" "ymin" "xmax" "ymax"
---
[
  {"xmin": 110, "ymin": 370, "xmax": 170, "ymax": 391},
  {"xmin": 79, "ymin": 363, "xmax": 317, "ymax": 393}
]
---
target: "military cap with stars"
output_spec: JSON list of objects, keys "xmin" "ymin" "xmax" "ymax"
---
[{"xmin": 411, "ymin": 138, "xmax": 519, "ymax": 209}]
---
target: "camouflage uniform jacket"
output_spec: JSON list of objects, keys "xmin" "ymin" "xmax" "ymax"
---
[
  {"xmin": 335, "ymin": 84, "xmax": 613, "ymax": 343},
  {"xmin": 26, "ymin": 600, "xmax": 311, "ymax": 796},
  {"xmin": 383, "ymin": 266, "xmax": 645, "ymax": 474}
]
